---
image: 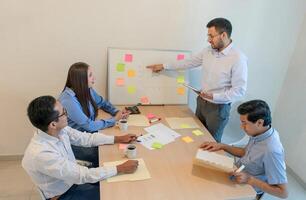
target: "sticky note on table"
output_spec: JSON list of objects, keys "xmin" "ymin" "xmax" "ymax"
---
[
  {"xmin": 152, "ymin": 142, "xmax": 163, "ymax": 149},
  {"xmin": 177, "ymin": 87, "xmax": 185, "ymax": 95},
  {"xmin": 118, "ymin": 143, "xmax": 128, "ymax": 150},
  {"xmin": 180, "ymin": 123, "xmax": 191, "ymax": 128},
  {"xmin": 124, "ymin": 54, "xmax": 133, "ymax": 62},
  {"xmin": 177, "ymin": 54, "xmax": 185, "ymax": 60},
  {"xmin": 182, "ymin": 136, "xmax": 194, "ymax": 143},
  {"xmin": 177, "ymin": 75, "xmax": 185, "ymax": 84},
  {"xmin": 192, "ymin": 129, "xmax": 204, "ymax": 136},
  {"xmin": 116, "ymin": 63, "xmax": 125, "ymax": 72},
  {"xmin": 127, "ymin": 69, "xmax": 136, "ymax": 77},
  {"xmin": 140, "ymin": 96, "xmax": 149, "ymax": 104},
  {"xmin": 146, "ymin": 113, "xmax": 156, "ymax": 119},
  {"xmin": 116, "ymin": 78, "xmax": 125, "ymax": 86},
  {"xmin": 127, "ymin": 86, "xmax": 136, "ymax": 94}
]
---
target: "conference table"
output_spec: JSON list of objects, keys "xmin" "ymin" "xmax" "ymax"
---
[{"xmin": 98, "ymin": 105, "xmax": 255, "ymax": 200}]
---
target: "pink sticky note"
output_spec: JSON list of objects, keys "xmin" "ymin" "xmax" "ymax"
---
[
  {"xmin": 140, "ymin": 96, "xmax": 149, "ymax": 104},
  {"xmin": 177, "ymin": 54, "xmax": 185, "ymax": 60},
  {"xmin": 119, "ymin": 144, "xmax": 128, "ymax": 150},
  {"xmin": 147, "ymin": 113, "xmax": 156, "ymax": 119},
  {"xmin": 125, "ymin": 54, "xmax": 133, "ymax": 62},
  {"xmin": 116, "ymin": 78, "xmax": 125, "ymax": 86}
]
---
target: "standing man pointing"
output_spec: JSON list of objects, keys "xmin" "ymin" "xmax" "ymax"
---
[{"xmin": 147, "ymin": 18, "xmax": 247, "ymax": 142}]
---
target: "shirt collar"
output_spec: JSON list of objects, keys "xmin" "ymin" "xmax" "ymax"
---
[
  {"xmin": 220, "ymin": 41, "xmax": 233, "ymax": 56},
  {"xmin": 210, "ymin": 41, "xmax": 233, "ymax": 56},
  {"xmin": 251, "ymin": 126, "xmax": 274, "ymax": 143},
  {"xmin": 36, "ymin": 129, "xmax": 60, "ymax": 143}
]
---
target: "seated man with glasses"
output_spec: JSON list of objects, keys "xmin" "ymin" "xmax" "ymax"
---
[{"xmin": 22, "ymin": 95, "xmax": 139, "ymax": 200}]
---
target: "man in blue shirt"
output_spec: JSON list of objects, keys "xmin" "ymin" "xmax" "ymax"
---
[{"xmin": 200, "ymin": 100, "xmax": 288, "ymax": 199}]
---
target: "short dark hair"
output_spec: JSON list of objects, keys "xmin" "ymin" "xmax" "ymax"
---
[
  {"xmin": 27, "ymin": 96, "xmax": 59, "ymax": 132},
  {"xmin": 206, "ymin": 18, "xmax": 232, "ymax": 38},
  {"xmin": 237, "ymin": 100, "xmax": 272, "ymax": 126}
]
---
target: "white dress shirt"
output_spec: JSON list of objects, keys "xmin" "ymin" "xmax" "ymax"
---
[
  {"xmin": 165, "ymin": 43, "xmax": 248, "ymax": 104},
  {"xmin": 22, "ymin": 126, "xmax": 117, "ymax": 199}
]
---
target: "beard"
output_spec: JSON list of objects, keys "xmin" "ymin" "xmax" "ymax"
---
[{"xmin": 211, "ymin": 40, "xmax": 224, "ymax": 51}]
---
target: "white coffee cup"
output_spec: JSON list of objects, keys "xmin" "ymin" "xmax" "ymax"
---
[
  {"xmin": 117, "ymin": 119, "xmax": 128, "ymax": 131},
  {"xmin": 125, "ymin": 144, "xmax": 137, "ymax": 159}
]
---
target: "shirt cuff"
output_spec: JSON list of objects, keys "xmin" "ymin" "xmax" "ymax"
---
[
  {"xmin": 103, "ymin": 166, "xmax": 118, "ymax": 178},
  {"xmin": 163, "ymin": 63, "xmax": 170, "ymax": 70},
  {"xmin": 95, "ymin": 134, "xmax": 115, "ymax": 145}
]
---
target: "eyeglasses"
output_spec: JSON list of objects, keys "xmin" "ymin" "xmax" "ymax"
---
[
  {"xmin": 207, "ymin": 33, "xmax": 221, "ymax": 40},
  {"xmin": 58, "ymin": 108, "xmax": 67, "ymax": 118},
  {"xmin": 47, "ymin": 108, "xmax": 67, "ymax": 125}
]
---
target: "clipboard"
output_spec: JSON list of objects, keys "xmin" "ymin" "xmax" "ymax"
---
[{"xmin": 182, "ymin": 83, "xmax": 201, "ymax": 95}]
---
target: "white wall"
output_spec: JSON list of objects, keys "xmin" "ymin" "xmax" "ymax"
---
[
  {"xmin": 274, "ymin": 14, "xmax": 306, "ymax": 183},
  {"xmin": 0, "ymin": 0, "xmax": 305, "ymax": 166}
]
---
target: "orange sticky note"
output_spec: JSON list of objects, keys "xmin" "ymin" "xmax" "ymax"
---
[
  {"xmin": 177, "ymin": 54, "xmax": 185, "ymax": 60},
  {"xmin": 140, "ymin": 96, "xmax": 149, "ymax": 104},
  {"xmin": 125, "ymin": 54, "xmax": 133, "ymax": 62},
  {"xmin": 127, "ymin": 69, "xmax": 136, "ymax": 77},
  {"xmin": 182, "ymin": 136, "xmax": 193, "ymax": 143},
  {"xmin": 119, "ymin": 144, "xmax": 128, "ymax": 150},
  {"xmin": 177, "ymin": 87, "xmax": 185, "ymax": 95},
  {"xmin": 116, "ymin": 78, "xmax": 125, "ymax": 86}
]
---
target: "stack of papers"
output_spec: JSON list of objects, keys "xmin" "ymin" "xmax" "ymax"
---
[
  {"xmin": 128, "ymin": 115, "xmax": 150, "ymax": 126},
  {"xmin": 137, "ymin": 123, "xmax": 181, "ymax": 150},
  {"xmin": 103, "ymin": 158, "xmax": 151, "ymax": 182},
  {"xmin": 165, "ymin": 117, "xmax": 200, "ymax": 129},
  {"xmin": 193, "ymin": 149, "xmax": 234, "ymax": 173}
]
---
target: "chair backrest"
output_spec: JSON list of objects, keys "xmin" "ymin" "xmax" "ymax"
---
[{"xmin": 36, "ymin": 187, "xmax": 46, "ymax": 200}]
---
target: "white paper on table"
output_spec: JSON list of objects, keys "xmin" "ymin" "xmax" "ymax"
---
[
  {"xmin": 194, "ymin": 149, "xmax": 234, "ymax": 173},
  {"xmin": 165, "ymin": 117, "xmax": 200, "ymax": 129},
  {"xmin": 137, "ymin": 131, "xmax": 175, "ymax": 150},
  {"xmin": 128, "ymin": 115, "xmax": 150, "ymax": 126},
  {"xmin": 144, "ymin": 123, "xmax": 181, "ymax": 139},
  {"xmin": 103, "ymin": 158, "xmax": 151, "ymax": 182}
]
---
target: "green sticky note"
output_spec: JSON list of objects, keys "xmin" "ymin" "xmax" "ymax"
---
[
  {"xmin": 127, "ymin": 86, "xmax": 136, "ymax": 94},
  {"xmin": 192, "ymin": 129, "xmax": 204, "ymax": 136},
  {"xmin": 116, "ymin": 63, "xmax": 125, "ymax": 72},
  {"xmin": 152, "ymin": 142, "xmax": 163, "ymax": 149},
  {"xmin": 180, "ymin": 123, "xmax": 191, "ymax": 128},
  {"xmin": 177, "ymin": 75, "xmax": 185, "ymax": 84}
]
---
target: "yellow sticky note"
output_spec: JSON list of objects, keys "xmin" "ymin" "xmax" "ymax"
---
[
  {"xmin": 180, "ymin": 123, "xmax": 191, "ymax": 128},
  {"xmin": 116, "ymin": 78, "xmax": 125, "ymax": 86},
  {"xmin": 152, "ymin": 142, "xmax": 163, "ymax": 149},
  {"xmin": 116, "ymin": 63, "xmax": 125, "ymax": 72},
  {"xmin": 177, "ymin": 75, "xmax": 185, "ymax": 84},
  {"xmin": 127, "ymin": 86, "xmax": 136, "ymax": 94},
  {"xmin": 177, "ymin": 87, "xmax": 185, "ymax": 95},
  {"xmin": 127, "ymin": 69, "xmax": 136, "ymax": 77},
  {"xmin": 192, "ymin": 129, "xmax": 204, "ymax": 136},
  {"xmin": 182, "ymin": 136, "xmax": 193, "ymax": 143}
]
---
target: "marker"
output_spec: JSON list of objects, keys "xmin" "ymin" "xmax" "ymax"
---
[
  {"xmin": 229, "ymin": 165, "xmax": 245, "ymax": 180},
  {"xmin": 149, "ymin": 117, "xmax": 161, "ymax": 123}
]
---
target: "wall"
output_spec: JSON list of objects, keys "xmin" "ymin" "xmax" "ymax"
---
[
  {"xmin": 274, "ymin": 14, "xmax": 306, "ymax": 183},
  {"xmin": 0, "ymin": 0, "xmax": 305, "ymax": 165}
]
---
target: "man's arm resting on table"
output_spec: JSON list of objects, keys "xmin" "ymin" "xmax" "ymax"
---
[{"xmin": 200, "ymin": 141, "xmax": 245, "ymax": 157}]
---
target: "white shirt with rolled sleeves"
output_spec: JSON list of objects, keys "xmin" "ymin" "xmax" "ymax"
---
[
  {"xmin": 22, "ymin": 126, "xmax": 117, "ymax": 199},
  {"xmin": 164, "ymin": 43, "xmax": 248, "ymax": 104}
]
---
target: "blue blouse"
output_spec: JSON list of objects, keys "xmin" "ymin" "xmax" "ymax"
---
[{"xmin": 59, "ymin": 87, "xmax": 118, "ymax": 133}]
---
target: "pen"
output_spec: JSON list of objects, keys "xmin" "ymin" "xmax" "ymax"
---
[{"xmin": 229, "ymin": 165, "xmax": 245, "ymax": 180}]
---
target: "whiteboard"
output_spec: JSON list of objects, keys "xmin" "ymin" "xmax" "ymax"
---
[{"xmin": 107, "ymin": 48, "xmax": 191, "ymax": 105}]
